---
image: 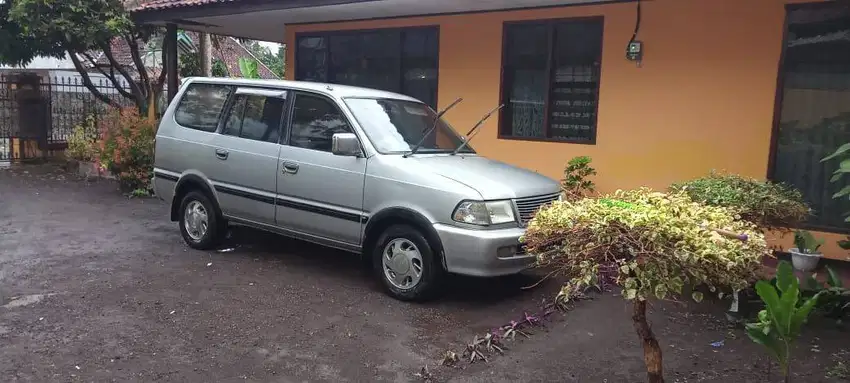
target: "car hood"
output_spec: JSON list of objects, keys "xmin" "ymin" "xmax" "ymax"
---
[{"xmin": 407, "ymin": 155, "xmax": 560, "ymax": 200}]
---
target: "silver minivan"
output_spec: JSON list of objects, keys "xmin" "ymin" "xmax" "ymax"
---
[{"xmin": 153, "ymin": 78, "xmax": 560, "ymax": 301}]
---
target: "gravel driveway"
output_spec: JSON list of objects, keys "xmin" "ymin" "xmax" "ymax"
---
[
  {"xmin": 0, "ymin": 165, "xmax": 565, "ymax": 382},
  {"xmin": 3, "ymin": 165, "xmax": 846, "ymax": 383}
]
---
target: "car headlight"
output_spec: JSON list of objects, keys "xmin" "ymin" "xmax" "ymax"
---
[{"xmin": 453, "ymin": 200, "xmax": 516, "ymax": 226}]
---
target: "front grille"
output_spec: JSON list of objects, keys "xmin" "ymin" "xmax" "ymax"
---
[{"xmin": 514, "ymin": 193, "xmax": 560, "ymax": 225}]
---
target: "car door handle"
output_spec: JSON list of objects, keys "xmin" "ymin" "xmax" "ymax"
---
[
  {"xmin": 282, "ymin": 161, "xmax": 299, "ymax": 174},
  {"xmin": 214, "ymin": 149, "xmax": 229, "ymax": 160}
]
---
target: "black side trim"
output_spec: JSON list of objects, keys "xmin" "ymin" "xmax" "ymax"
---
[
  {"xmin": 214, "ymin": 185, "xmax": 276, "ymax": 205},
  {"xmin": 153, "ymin": 171, "xmax": 179, "ymax": 182},
  {"xmin": 275, "ymin": 198, "xmax": 368, "ymax": 223},
  {"xmin": 210, "ymin": 181, "xmax": 368, "ymax": 222}
]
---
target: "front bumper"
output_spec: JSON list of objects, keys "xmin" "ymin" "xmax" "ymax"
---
[{"xmin": 433, "ymin": 223, "xmax": 535, "ymax": 277}]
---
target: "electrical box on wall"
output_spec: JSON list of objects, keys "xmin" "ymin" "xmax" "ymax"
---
[{"xmin": 626, "ymin": 40, "xmax": 643, "ymax": 62}]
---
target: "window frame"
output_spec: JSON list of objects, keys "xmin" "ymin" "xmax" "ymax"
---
[
  {"xmin": 293, "ymin": 25, "xmax": 441, "ymax": 108},
  {"xmin": 497, "ymin": 16, "xmax": 604, "ymax": 145},
  {"xmin": 284, "ymin": 90, "xmax": 365, "ymax": 154},
  {"xmin": 173, "ymin": 82, "xmax": 235, "ymax": 132},
  {"xmin": 767, "ymin": 1, "xmax": 850, "ymax": 234}
]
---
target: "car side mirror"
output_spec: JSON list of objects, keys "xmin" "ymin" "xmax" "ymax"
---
[{"xmin": 331, "ymin": 133, "xmax": 362, "ymax": 157}]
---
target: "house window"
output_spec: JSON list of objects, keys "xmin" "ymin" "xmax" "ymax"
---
[
  {"xmin": 500, "ymin": 18, "xmax": 603, "ymax": 143},
  {"xmin": 772, "ymin": 4, "xmax": 850, "ymax": 231},
  {"xmin": 295, "ymin": 27, "xmax": 439, "ymax": 108}
]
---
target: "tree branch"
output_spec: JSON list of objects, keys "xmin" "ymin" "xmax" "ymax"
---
[
  {"xmin": 125, "ymin": 35, "xmax": 151, "ymax": 99},
  {"xmin": 67, "ymin": 50, "xmax": 121, "ymax": 108},
  {"xmin": 98, "ymin": 40, "xmax": 145, "ymax": 109},
  {"xmin": 151, "ymin": 34, "xmax": 169, "ymax": 115},
  {"xmin": 81, "ymin": 52, "xmax": 135, "ymax": 101}
]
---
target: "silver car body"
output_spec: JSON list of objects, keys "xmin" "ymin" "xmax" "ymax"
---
[{"xmin": 154, "ymin": 78, "xmax": 560, "ymax": 277}]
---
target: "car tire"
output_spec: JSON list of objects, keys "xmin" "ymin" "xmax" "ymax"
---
[
  {"xmin": 178, "ymin": 191, "xmax": 224, "ymax": 250},
  {"xmin": 373, "ymin": 224, "xmax": 444, "ymax": 301}
]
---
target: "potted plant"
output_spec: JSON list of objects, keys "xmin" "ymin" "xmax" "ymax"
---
[{"xmin": 790, "ymin": 230, "xmax": 824, "ymax": 272}]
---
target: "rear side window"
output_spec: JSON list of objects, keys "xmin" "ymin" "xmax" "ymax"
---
[
  {"xmin": 220, "ymin": 94, "xmax": 287, "ymax": 143},
  {"xmin": 174, "ymin": 83, "xmax": 233, "ymax": 132}
]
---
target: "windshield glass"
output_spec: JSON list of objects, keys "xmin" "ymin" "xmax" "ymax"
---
[{"xmin": 343, "ymin": 98, "xmax": 474, "ymax": 154}]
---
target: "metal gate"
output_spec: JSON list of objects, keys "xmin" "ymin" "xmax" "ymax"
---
[
  {"xmin": 0, "ymin": 73, "xmax": 50, "ymax": 162},
  {"xmin": 0, "ymin": 71, "xmax": 134, "ymax": 163}
]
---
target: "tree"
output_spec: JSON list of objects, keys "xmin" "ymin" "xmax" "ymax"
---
[
  {"xmin": 0, "ymin": 0, "xmax": 166, "ymax": 118},
  {"xmin": 242, "ymin": 40, "xmax": 284, "ymax": 78},
  {"xmin": 238, "ymin": 58, "xmax": 260, "ymax": 79},
  {"xmin": 524, "ymin": 189, "xmax": 768, "ymax": 383}
]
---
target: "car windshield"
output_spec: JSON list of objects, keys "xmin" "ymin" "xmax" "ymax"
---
[{"xmin": 343, "ymin": 98, "xmax": 474, "ymax": 154}]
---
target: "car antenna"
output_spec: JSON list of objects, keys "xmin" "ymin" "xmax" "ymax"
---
[
  {"xmin": 404, "ymin": 97, "xmax": 463, "ymax": 158},
  {"xmin": 451, "ymin": 104, "xmax": 504, "ymax": 155}
]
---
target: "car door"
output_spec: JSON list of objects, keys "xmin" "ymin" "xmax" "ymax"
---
[
  {"xmin": 208, "ymin": 87, "xmax": 288, "ymax": 226},
  {"xmin": 275, "ymin": 91, "xmax": 367, "ymax": 246}
]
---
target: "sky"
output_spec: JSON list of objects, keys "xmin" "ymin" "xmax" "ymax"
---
[{"xmin": 258, "ymin": 41, "xmax": 283, "ymax": 51}]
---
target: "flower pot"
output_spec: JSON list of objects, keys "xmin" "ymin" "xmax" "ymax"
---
[{"xmin": 789, "ymin": 248, "xmax": 822, "ymax": 272}]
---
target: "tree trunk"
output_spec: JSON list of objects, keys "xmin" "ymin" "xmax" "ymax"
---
[
  {"xmin": 199, "ymin": 33, "xmax": 212, "ymax": 77},
  {"xmin": 632, "ymin": 300, "xmax": 664, "ymax": 383},
  {"xmin": 147, "ymin": 91, "xmax": 157, "ymax": 122}
]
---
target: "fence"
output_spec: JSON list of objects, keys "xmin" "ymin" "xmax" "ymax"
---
[{"xmin": 0, "ymin": 71, "xmax": 134, "ymax": 162}]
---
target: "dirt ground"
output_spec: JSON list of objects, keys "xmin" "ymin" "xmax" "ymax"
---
[{"xmin": 1, "ymin": 164, "xmax": 848, "ymax": 383}]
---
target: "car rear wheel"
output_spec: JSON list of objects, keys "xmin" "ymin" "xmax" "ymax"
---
[
  {"xmin": 373, "ymin": 224, "xmax": 443, "ymax": 301},
  {"xmin": 178, "ymin": 191, "xmax": 224, "ymax": 250}
]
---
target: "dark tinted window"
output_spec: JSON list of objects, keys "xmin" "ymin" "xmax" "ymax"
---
[
  {"xmin": 771, "ymin": 5, "xmax": 850, "ymax": 230},
  {"xmin": 220, "ymin": 93, "xmax": 286, "ymax": 143},
  {"xmin": 500, "ymin": 19, "xmax": 603, "ymax": 143},
  {"xmin": 242, "ymin": 95, "xmax": 285, "ymax": 143},
  {"xmin": 289, "ymin": 94, "xmax": 351, "ymax": 152},
  {"xmin": 295, "ymin": 27, "xmax": 439, "ymax": 108},
  {"xmin": 222, "ymin": 96, "xmax": 246, "ymax": 136},
  {"xmin": 174, "ymin": 83, "xmax": 233, "ymax": 131}
]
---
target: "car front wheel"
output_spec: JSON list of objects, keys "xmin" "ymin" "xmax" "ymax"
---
[{"xmin": 373, "ymin": 225, "xmax": 443, "ymax": 301}]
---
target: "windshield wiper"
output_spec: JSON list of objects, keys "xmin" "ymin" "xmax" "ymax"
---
[
  {"xmin": 451, "ymin": 104, "xmax": 504, "ymax": 156},
  {"xmin": 404, "ymin": 97, "xmax": 463, "ymax": 158}
]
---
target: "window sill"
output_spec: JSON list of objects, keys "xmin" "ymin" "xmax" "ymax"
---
[{"xmin": 497, "ymin": 135, "xmax": 596, "ymax": 145}]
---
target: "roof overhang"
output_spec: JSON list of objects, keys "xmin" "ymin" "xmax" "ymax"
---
[{"xmin": 131, "ymin": 0, "xmax": 634, "ymax": 42}]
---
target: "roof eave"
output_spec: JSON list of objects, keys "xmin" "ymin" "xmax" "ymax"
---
[{"xmin": 130, "ymin": 0, "xmax": 378, "ymax": 24}]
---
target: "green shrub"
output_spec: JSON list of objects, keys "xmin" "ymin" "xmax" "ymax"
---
[
  {"xmin": 747, "ymin": 261, "xmax": 823, "ymax": 382},
  {"xmin": 561, "ymin": 156, "xmax": 596, "ymax": 201},
  {"xmin": 793, "ymin": 230, "xmax": 824, "ymax": 254},
  {"xmin": 97, "ymin": 108, "xmax": 157, "ymax": 192},
  {"xmin": 803, "ymin": 266, "xmax": 850, "ymax": 322},
  {"xmin": 524, "ymin": 188, "xmax": 769, "ymax": 382},
  {"xmin": 822, "ymin": 143, "xmax": 850, "ymax": 210},
  {"xmin": 66, "ymin": 114, "xmax": 99, "ymax": 161},
  {"xmin": 671, "ymin": 172, "xmax": 810, "ymax": 231}
]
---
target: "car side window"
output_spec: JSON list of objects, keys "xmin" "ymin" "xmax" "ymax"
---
[
  {"xmin": 174, "ymin": 83, "xmax": 233, "ymax": 132},
  {"xmin": 220, "ymin": 93, "xmax": 286, "ymax": 143},
  {"xmin": 222, "ymin": 96, "xmax": 246, "ymax": 136},
  {"xmin": 289, "ymin": 94, "xmax": 352, "ymax": 152}
]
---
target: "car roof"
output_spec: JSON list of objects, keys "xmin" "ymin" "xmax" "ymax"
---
[{"xmin": 183, "ymin": 77, "xmax": 422, "ymax": 103}]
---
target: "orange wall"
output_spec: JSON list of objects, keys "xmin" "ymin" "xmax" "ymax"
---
[{"xmin": 285, "ymin": 0, "xmax": 848, "ymax": 261}]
